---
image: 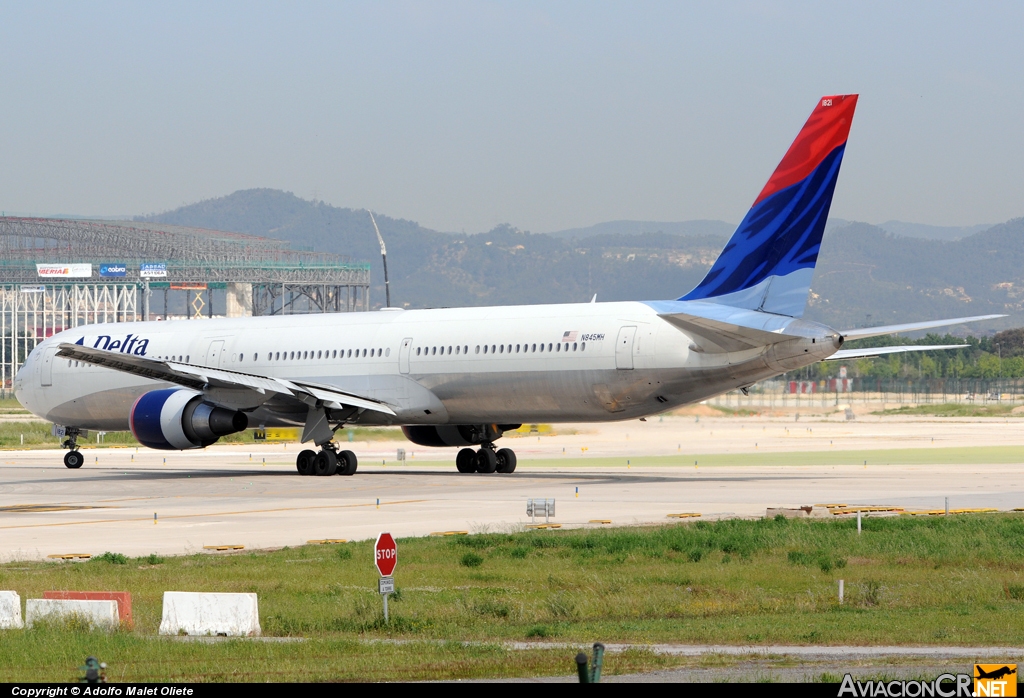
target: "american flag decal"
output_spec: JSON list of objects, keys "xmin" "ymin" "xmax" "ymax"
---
[{"xmin": 562, "ymin": 331, "xmax": 578, "ymax": 341}]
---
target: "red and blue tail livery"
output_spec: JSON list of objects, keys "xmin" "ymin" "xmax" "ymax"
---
[{"xmin": 681, "ymin": 94, "xmax": 859, "ymax": 317}]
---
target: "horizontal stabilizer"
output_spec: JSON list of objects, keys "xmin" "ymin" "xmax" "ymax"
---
[
  {"xmin": 55, "ymin": 343, "xmax": 395, "ymax": 416},
  {"xmin": 840, "ymin": 314, "xmax": 1004, "ymax": 340},
  {"xmin": 826, "ymin": 344, "xmax": 967, "ymax": 361}
]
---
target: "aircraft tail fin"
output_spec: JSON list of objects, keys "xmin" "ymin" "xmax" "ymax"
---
[{"xmin": 681, "ymin": 94, "xmax": 859, "ymax": 317}]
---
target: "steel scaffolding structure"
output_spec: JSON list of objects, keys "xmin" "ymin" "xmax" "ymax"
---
[{"xmin": 0, "ymin": 217, "xmax": 370, "ymax": 393}]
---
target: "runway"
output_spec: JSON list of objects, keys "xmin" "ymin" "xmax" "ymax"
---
[{"xmin": 1, "ymin": 414, "xmax": 1023, "ymax": 559}]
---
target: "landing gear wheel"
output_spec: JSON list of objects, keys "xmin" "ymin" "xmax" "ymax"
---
[
  {"xmin": 456, "ymin": 448, "xmax": 476, "ymax": 473},
  {"xmin": 338, "ymin": 450, "xmax": 358, "ymax": 476},
  {"xmin": 296, "ymin": 449, "xmax": 316, "ymax": 476},
  {"xmin": 496, "ymin": 448, "xmax": 517, "ymax": 473},
  {"xmin": 314, "ymin": 450, "xmax": 338, "ymax": 476},
  {"xmin": 475, "ymin": 448, "xmax": 497, "ymax": 474},
  {"xmin": 63, "ymin": 451, "xmax": 84, "ymax": 469}
]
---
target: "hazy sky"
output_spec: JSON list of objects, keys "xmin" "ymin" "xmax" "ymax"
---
[{"xmin": 1, "ymin": 2, "xmax": 1021, "ymax": 233}]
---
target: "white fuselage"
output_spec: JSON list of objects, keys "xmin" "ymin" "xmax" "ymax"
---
[{"xmin": 15, "ymin": 300, "xmax": 839, "ymax": 432}]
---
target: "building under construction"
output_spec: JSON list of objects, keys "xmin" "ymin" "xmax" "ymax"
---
[{"xmin": 0, "ymin": 217, "xmax": 370, "ymax": 394}]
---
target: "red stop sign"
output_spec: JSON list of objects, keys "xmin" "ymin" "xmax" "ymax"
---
[{"xmin": 375, "ymin": 532, "xmax": 397, "ymax": 577}]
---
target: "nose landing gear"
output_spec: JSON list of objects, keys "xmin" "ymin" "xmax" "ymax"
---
[{"xmin": 60, "ymin": 427, "xmax": 85, "ymax": 469}]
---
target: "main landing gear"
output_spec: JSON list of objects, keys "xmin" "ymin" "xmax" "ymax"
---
[
  {"xmin": 296, "ymin": 444, "xmax": 357, "ymax": 476},
  {"xmin": 456, "ymin": 444, "xmax": 517, "ymax": 474},
  {"xmin": 61, "ymin": 428, "xmax": 84, "ymax": 469}
]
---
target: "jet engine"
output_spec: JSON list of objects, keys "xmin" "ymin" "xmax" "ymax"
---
[
  {"xmin": 129, "ymin": 388, "xmax": 248, "ymax": 450},
  {"xmin": 401, "ymin": 424, "xmax": 521, "ymax": 447}
]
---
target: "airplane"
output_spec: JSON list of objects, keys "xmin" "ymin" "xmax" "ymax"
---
[{"xmin": 14, "ymin": 94, "xmax": 1003, "ymax": 475}]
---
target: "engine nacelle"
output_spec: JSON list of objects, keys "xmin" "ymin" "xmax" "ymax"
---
[
  {"xmin": 129, "ymin": 388, "xmax": 248, "ymax": 450},
  {"xmin": 401, "ymin": 424, "xmax": 521, "ymax": 447}
]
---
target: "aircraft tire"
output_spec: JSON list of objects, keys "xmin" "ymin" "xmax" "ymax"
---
[
  {"xmin": 496, "ymin": 448, "xmax": 517, "ymax": 473},
  {"xmin": 64, "ymin": 451, "xmax": 84, "ymax": 469},
  {"xmin": 314, "ymin": 450, "xmax": 338, "ymax": 476},
  {"xmin": 475, "ymin": 448, "xmax": 498, "ymax": 474},
  {"xmin": 338, "ymin": 450, "xmax": 358, "ymax": 476},
  {"xmin": 456, "ymin": 448, "xmax": 476, "ymax": 473},
  {"xmin": 296, "ymin": 449, "xmax": 317, "ymax": 476}
]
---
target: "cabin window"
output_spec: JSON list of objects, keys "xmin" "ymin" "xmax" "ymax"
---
[
  {"xmin": 499, "ymin": 344, "xmax": 504, "ymax": 354},
  {"xmin": 417, "ymin": 347, "xmax": 421, "ymax": 356},
  {"xmin": 483, "ymin": 345, "xmax": 488, "ymax": 354},
  {"xmin": 186, "ymin": 355, "xmax": 189, "ymax": 362},
  {"xmin": 581, "ymin": 342, "xmax": 586, "ymax": 351},
  {"xmin": 370, "ymin": 349, "xmax": 375, "ymax": 358},
  {"xmin": 363, "ymin": 349, "xmax": 367, "ymax": 357},
  {"xmin": 573, "ymin": 342, "xmax": 577, "ymax": 351},
  {"xmin": 347, "ymin": 349, "xmax": 352, "ymax": 358},
  {"xmin": 557, "ymin": 343, "xmax": 561, "ymax": 352},
  {"xmin": 447, "ymin": 346, "xmax": 452, "ymax": 354},
  {"xmin": 456, "ymin": 346, "xmax": 461, "ymax": 355},
  {"xmin": 491, "ymin": 345, "xmax": 496, "ymax": 354},
  {"xmin": 547, "ymin": 343, "xmax": 552, "ymax": 352},
  {"xmin": 239, "ymin": 354, "xmax": 244, "ymax": 362},
  {"xmin": 475, "ymin": 345, "xmax": 480, "ymax": 354},
  {"xmin": 290, "ymin": 352, "xmax": 295, "ymax": 360},
  {"xmin": 539, "ymin": 344, "xmax": 544, "ymax": 353},
  {"xmin": 464, "ymin": 345, "xmax": 469, "ymax": 354},
  {"xmin": 386, "ymin": 348, "xmax": 390, "ymax": 357}
]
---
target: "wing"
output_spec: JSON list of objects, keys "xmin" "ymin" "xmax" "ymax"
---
[
  {"xmin": 826, "ymin": 344, "xmax": 967, "ymax": 361},
  {"xmin": 55, "ymin": 343, "xmax": 395, "ymax": 416},
  {"xmin": 840, "ymin": 314, "xmax": 1004, "ymax": 340}
]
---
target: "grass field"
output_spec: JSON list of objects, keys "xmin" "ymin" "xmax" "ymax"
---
[
  {"xmin": 523, "ymin": 445, "xmax": 1024, "ymax": 468},
  {"xmin": 0, "ymin": 421, "xmax": 406, "ymax": 450},
  {"xmin": 2, "ymin": 514, "xmax": 1024, "ymax": 681},
  {"xmin": 871, "ymin": 404, "xmax": 1020, "ymax": 418}
]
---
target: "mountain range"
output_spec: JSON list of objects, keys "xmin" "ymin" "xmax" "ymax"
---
[{"xmin": 138, "ymin": 189, "xmax": 1023, "ymax": 334}]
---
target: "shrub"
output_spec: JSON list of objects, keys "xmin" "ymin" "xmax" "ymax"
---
[
  {"xmin": 336, "ymin": 547, "xmax": 352, "ymax": 560},
  {"xmin": 461, "ymin": 552, "xmax": 484, "ymax": 568},
  {"xmin": 688, "ymin": 549, "xmax": 703, "ymax": 562},
  {"xmin": 526, "ymin": 625, "xmax": 550, "ymax": 638},
  {"xmin": 1007, "ymin": 584, "xmax": 1024, "ymax": 600},
  {"xmin": 95, "ymin": 552, "xmax": 128, "ymax": 565}
]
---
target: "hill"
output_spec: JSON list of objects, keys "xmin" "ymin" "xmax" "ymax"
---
[{"xmin": 139, "ymin": 189, "xmax": 1023, "ymax": 333}]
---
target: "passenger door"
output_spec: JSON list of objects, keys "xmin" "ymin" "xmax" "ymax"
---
[
  {"xmin": 399, "ymin": 338, "xmax": 413, "ymax": 374},
  {"xmin": 40, "ymin": 346, "xmax": 57, "ymax": 386},
  {"xmin": 615, "ymin": 326, "xmax": 636, "ymax": 370}
]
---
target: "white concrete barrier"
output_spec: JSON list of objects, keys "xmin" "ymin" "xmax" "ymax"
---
[
  {"xmin": 25, "ymin": 599, "xmax": 119, "ymax": 630},
  {"xmin": 158, "ymin": 592, "xmax": 261, "ymax": 637},
  {"xmin": 0, "ymin": 591, "xmax": 23, "ymax": 629}
]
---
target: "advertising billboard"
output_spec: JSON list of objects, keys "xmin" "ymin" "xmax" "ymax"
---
[
  {"xmin": 140, "ymin": 263, "xmax": 168, "ymax": 278},
  {"xmin": 36, "ymin": 264, "xmax": 92, "ymax": 278},
  {"xmin": 99, "ymin": 264, "xmax": 127, "ymax": 278}
]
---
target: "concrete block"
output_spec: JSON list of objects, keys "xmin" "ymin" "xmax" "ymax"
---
[
  {"xmin": 26, "ymin": 599, "xmax": 119, "ymax": 630},
  {"xmin": 43, "ymin": 591, "xmax": 133, "ymax": 629},
  {"xmin": 0, "ymin": 591, "xmax": 23, "ymax": 629},
  {"xmin": 766, "ymin": 507, "xmax": 810, "ymax": 519},
  {"xmin": 158, "ymin": 592, "xmax": 261, "ymax": 637}
]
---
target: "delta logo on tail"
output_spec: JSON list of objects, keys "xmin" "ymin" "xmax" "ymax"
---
[{"xmin": 682, "ymin": 94, "xmax": 858, "ymax": 318}]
